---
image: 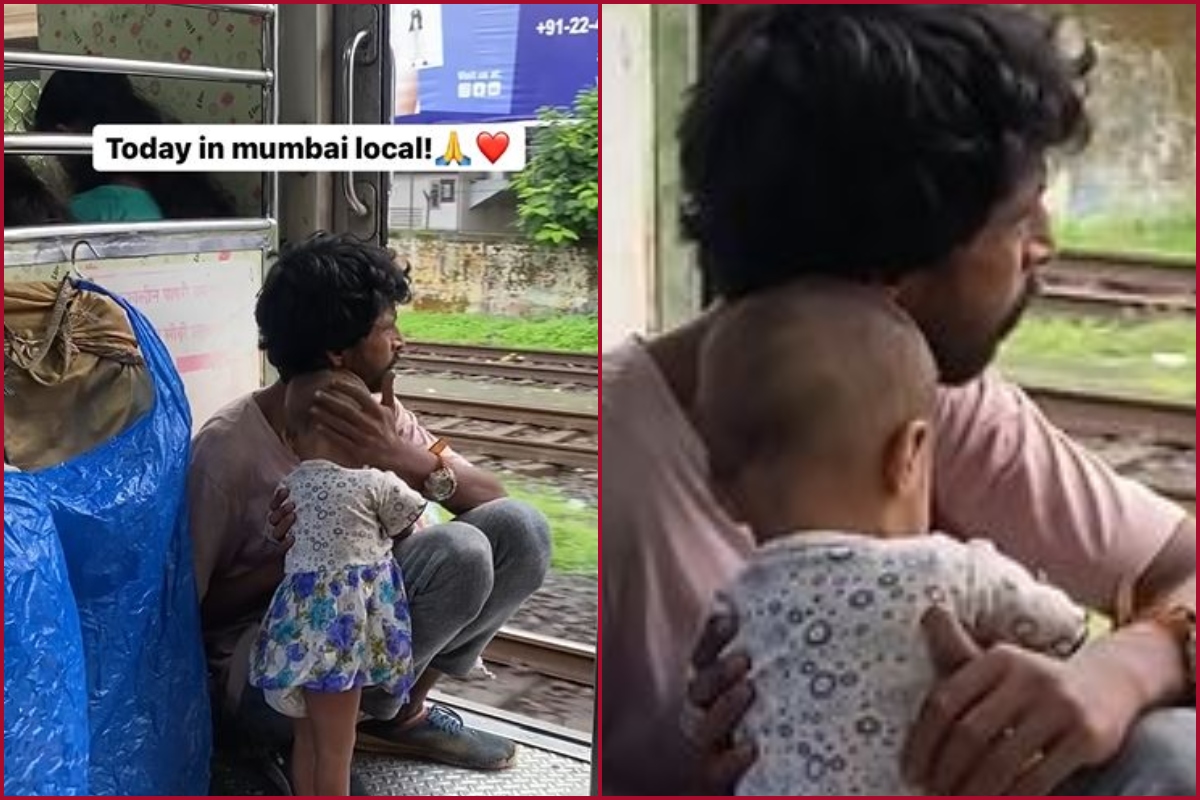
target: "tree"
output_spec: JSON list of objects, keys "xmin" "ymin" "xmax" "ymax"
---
[{"xmin": 512, "ymin": 86, "xmax": 598, "ymax": 246}]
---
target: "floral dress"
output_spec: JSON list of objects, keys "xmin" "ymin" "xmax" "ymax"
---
[{"xmin": 250, "ymin": 460, "xmax": 427, "ymax": 719}]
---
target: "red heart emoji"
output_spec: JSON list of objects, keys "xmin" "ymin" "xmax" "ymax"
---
[{"xmin": 476, "ymin": 131, "xmax": 510, "ymax": 164}]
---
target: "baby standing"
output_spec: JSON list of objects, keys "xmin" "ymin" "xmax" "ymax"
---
[{"xmin": 250, "ymin": 370, "xmax": 427, "ymax": 795}]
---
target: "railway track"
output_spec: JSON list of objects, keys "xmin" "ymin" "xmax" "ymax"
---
[
  {"xmin": 1026, "ymin": 385, "xmax": 1195, "ymax": 449},
  {"xmin": 398, "ymin": 392, "xmax": 597, "ymax": 469},
  {"xmin": 483, "ymin": 627, "xmax": 596, "ymax": 687},
  {"xmin": 1027, "ymin": 386, "xmax": 1195, "ymax": 511},
  {"xmin": 1040, "ymin": 251, "xmax": 1195, "ymax": 316},
  {"xmin": 396, "ymin": 342, "xmax": 599, "ymax": 387}
]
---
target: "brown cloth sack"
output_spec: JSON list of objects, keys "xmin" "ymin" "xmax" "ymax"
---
[{"xmin": 4, "ymin": 279, "xmax": 156, "ymax": 470}]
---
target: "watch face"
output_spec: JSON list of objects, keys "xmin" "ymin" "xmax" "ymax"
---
[{"xmin": 425, "ymin": 466, "xmax": 456, "ymax": 501}]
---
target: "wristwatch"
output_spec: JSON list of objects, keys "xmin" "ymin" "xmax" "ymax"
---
[
  {"xmin": 1141, "ymin": 604, "xmax": 1196, "ymax": 703},
  {"xmin": 422, "ymin": 438, "xmax": 458, "ymax": 502}
]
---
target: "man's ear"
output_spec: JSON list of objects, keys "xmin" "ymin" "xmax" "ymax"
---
[
  {"xmin": 326, "ymin": 350, "xmax": 346, "ymax": 369},
  {"xmin": 883, "ymin": 418, "xmax": 930, "ymax": 496}
]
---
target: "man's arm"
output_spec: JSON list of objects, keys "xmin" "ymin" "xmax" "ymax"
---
[
  {"xmin": 310, "ymin": 377, "xmax": 505, "ymax": 515},
  {"xmin": 1134, "ymin": 516, "xmax": 1196, "ymax": 612},
  {"xmin": 902, "ymin": 375, "xmax": 1195, "ymax": 795},
  {"xmin": 932, "ymin": 372, "xmax": 1189, "ymax": 612},
  {"xmin": 1097, "ymin": 516, "xmax": 1196, "ymax": 707},
  {"xmin": 374, "ymin": 438, "xmax": 505, "ymax": 517}
]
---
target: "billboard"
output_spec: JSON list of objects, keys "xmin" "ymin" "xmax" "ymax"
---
[{"xmin": 390, "ymin": 4, "xmax": 598, "ymax": 123}]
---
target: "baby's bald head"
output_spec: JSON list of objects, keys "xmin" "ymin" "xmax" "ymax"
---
[{"xmin": 697, "ymin": 280, "xmax": 937, "ymax": 518}]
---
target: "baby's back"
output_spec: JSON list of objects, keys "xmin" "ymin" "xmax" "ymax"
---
[
  {"xmin": 726, "ymin": 533, "xmax": 1008, "ymax": 795},
  {"xmin": 283, "ymin": 460, "xmax": 393, "ymax": 573}
]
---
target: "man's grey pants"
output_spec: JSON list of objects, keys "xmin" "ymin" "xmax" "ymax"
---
[
  {"xmin": 226, "ymin": 497, "xmax": 551, "ymax": 747},
  {"xmin": 1056, "ymin": 708, "xmax": 1195, "ymax": 796}
]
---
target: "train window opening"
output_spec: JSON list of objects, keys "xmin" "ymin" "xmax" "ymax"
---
[{"xmin": 4, "ymin": 3, "xmax": 278, "ymax": 228}]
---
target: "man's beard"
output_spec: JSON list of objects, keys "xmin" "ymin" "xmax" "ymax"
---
[
  {"xmin": 936, "ymin": 276, "xmax": 1037, "ymax": 385},
  {"xmin": 994, "ymin": 274, "xmax": 1038, "ymax": 343}
]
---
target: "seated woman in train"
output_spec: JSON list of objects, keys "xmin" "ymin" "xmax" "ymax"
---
[{"xmin": 33, "ymin": 71, "xmax": 235, "ymax": 223}]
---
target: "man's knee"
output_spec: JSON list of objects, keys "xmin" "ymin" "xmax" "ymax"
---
[
  {"xmin": 404, "ymin": 520, "xmax": 495, "ymax": 615},
  {"xmin": 1116, "ymin": 708, "xmax": 1195, "ymax": 795},
  {"xmin": 467, "ymin": 497, "xmax": 552, "ymax": 578},
  {"xmin": 434, "ymin": 520, "xmax": 496, "ymax": 601},
  {"xmin": 1061, "ymin": 709, "xmax": 1195, "ymax": 796}
]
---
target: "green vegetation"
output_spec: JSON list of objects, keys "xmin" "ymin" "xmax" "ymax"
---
[
  {"xmin": 1055, "ymin": 212, "xmax": 1195, "ymax": 260},
  {"xmin": 507, "ymin": 480, "xmax": 597, "ymax": 573},
  {"xmin": 999, "ymin": 311, "xmax": 1195, "ymax": 402},
  {"xmin": 398, "ymin": 310, "xmax": 597, "ymax": 353},
  {"xmin": 511, "ymin": 87, "xmax": 599, "ymax": 246}
]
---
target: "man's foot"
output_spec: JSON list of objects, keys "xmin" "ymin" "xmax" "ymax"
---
[
  {"xmin": 257, "ymin": 747, "xmax": 371, "ymax": 795},
  {"xmin": 356, "ymin": 704, "xmax": 517, "ymax": 771}
]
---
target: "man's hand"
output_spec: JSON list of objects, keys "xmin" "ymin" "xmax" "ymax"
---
[
  {"xmin": 905, "ymin": 607, "xmax": 1143, "ymax": 795},
  {"xmin": 309, "ymin": 373, "xmax": 505, "ymax": 512},
  {"xmin": 682, "ymin": 607, "xmax": 757, "ymax": 794},
  {"xmin": 310, "ymin": 372, "xmax": 431, "ymax": 478},
  {"xmin": 265, "ymin": 485, "xmax": 296, "ymax": 550}
]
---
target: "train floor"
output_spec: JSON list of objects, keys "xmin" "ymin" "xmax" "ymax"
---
[{"xmin": 209, "ymin": 695, "xmax": 591, "ymax": 796}]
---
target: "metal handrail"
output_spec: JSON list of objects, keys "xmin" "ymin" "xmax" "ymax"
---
[
  {"xmin": 178, "ymin": 4, "xmax": 277, "ymax": 15},
  {"xmin": 4, "ymin": 218, "xmax": 273, "ymax": 243},
  {"xmin": 3, "ymin": 50, "xmax": 272, "ymax": 85},
  {"xmin": 263, "ymin": 0, "xmax": 281, "ymax": 225},
  {"xmin": 4, "ymin": 132, "xmax": 92, "ymax": 155},
  {"xmin": 340, "ymin": 29, "xmax": 371, "ymax": 217}
]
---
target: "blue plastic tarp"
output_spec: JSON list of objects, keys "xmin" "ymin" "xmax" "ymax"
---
[
  {"xmin": 3, "ymin": 480, "xmax": 90, "ymax": 796},
  {"xmin": 3, "ymin": 282, "xmax": 211, "ymax": 795}
]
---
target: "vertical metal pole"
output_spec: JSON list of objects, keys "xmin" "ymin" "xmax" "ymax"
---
[
  {"xmin": 263, "ymin": 6, "xmax": 281, "ymax": 232},
  {"xmin": 260, "ymin": 5, "xmax": 281, "ymax": 388}
]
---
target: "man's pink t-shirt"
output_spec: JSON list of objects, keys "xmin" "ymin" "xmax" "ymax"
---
[{"xmin": 600, "ymin": 337, "xmax": 1186, "ymax": 795}]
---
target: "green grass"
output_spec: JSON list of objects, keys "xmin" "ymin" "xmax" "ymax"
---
[
  {"xmin": 398, "ymin": 310, "xmax": 597, "ymax": 353},
  {"xmin": 999, "ymin": 311, "xmax": 1196, "ymax": 402},
  {"xmin": 1056, "ymin": 213, "xmax": 1195, "ymax": 260},
  {"xmin": 506, "ymin": 480, "xmax": 597, "ymax": 573}
]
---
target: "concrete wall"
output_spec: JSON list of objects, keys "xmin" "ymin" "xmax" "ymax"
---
[
  {"xmin": 1055, "ymin": 4, "xmax": 1196, "ymax": 221},
  {"xmin": 389, "ymin": 230, "xmax": 597, "ymax": 316}
]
